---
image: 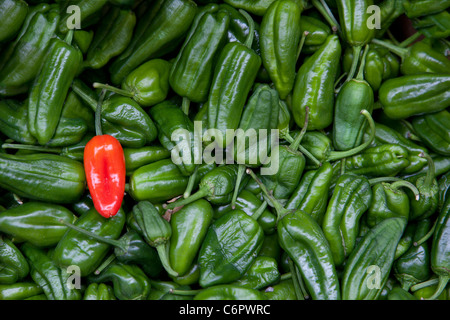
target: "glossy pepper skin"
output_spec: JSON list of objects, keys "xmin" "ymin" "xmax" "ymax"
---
[
  {"xmin": 322, "ymin": 174, "xmax": 373, "ymax": 267},
  {"xmin": 83, "ymin": 6, "xmax": 136, "ymax": 70},
  {"xmin": 0, "ymin": 202, "xmax": 77, "ymax": 247},
  {"xmin": 197, "ymin": 209, "xmax": 264, "ymax": 288},
  {"xmin": 291, "ymin": 34, "xmax": 341, "ymax": 131},
  {"xmin": 0, "ymin": 153, "xmax": 86, "ymax": 204},
  {"xmin": 379, "ymin": 74, "xmax": 450, "ymax": 120},
  {"xmin": 0, "ymin": 235, "xmax": 29, "ymax": 284},
  {"xmin": 52, "ymin": 207, "xmax": 126, "ymax": 277},
  {"xmin": 109, "ymin": 0, "xmax": 197, "ymax": 85},
  {"xmin": 259, "ymin": 0, "xmax": 303, "ymax": 99},
  {"xmin": 222, "ymin": 0, "xmax": 277, "ymax": 15},
  {"xmin": 412, "ymin": 10, "xmax": 450, "ymax": 39},
  {"xmin": 170, "ymin": 4, "xmax": 230, "ymax": 104},
  {"xmin": 88, "ymin": 261, "xmax": 151, "ymax": 300},
  {"xmin": 0, "ymin": 4, "xmax": 59, "ymax": 96},
  {"xmin": 21, "ymin": 243, "xmax": 82, "ymax": 300},
  {"xmin": 194, "ymin": 284, "xmax": 267, "ymax": 300},
  {"xmin": 124, "ymin": 145, "xmax": 171, "ymax": 176},
  {"xmin": 403, "ymin": 0, "xmax": 450, "ymax": 18},
  {"xmin": 278, "ymin": 210, "xmax": 341, "ymax": 300},
  {"xmin": 0, "ymin": 99, "xmax": 37, "ymax": 145},
  {"xmin": 411, "ymin": 110, "xmax": 450, "ymax": 156},
  {"xmin": 232, "ymin": 256, "xmax": 280, "ymax": 290},
  {"xmin": 206, "ymin": 11, "xmax": 261, "ymax": 149},
  {"xmin": 169, "ymin": 199, "xmax": 214, "ymax": 276},
  {"xmin": 0, "ymin": 0, "xmax": 28, "ymax": 43},
  {"xmin": 341, "ymin": 217, "xmax": 407, "ymax": 300},
  {"xmin": 300, "ymin": 15, "xmax": 331, "ymax": 54},
  {"xmin": 83, "ymin": 283, "xmax": 116, "ymax": 300},
  {"xmin": 27, "ymin": 31, "xmax": 83, "ymax": 146},
  {"xmin": 0, "ymin": 282, "xmax": 44, "ymax": 300}
]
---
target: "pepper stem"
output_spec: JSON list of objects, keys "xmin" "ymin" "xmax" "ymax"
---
[
  {"xmin": 296, "ymin": 31, "xmax": 309, "ymax": 61},
  {"xmin": 419, "ymin": 152, "xmax": 435, "ymax": 188},
  {"xmin": 92, "ymin": 82, "xmax": 134, "ymax": 98},
  {"xmin": 64, "ymin": 29, "xmax": 74, "ymax": 45},
  {"xmin": 290, "ymin": 106, "xmax": 309, "ymax": 151},
  {"xmin": 251, "ymin": 200, "xmax": 268, "ymax": 222},
  {"xmin": 414, "ymin": 219, "xmax": 437, "ymax": 247},
  {"xmin": 327, "ymin": 109, "xmax": 376, "ymax": 161},
  {"xmin": 311, "ymin": 0, "xmax": 340, "ymax": 33},
  {"xmin": 426, "ymin": 276, "xmax": 450, "ymax": 300},
  {"xmin": 156, "ymin": 244, "xmax": 179, "ymax": 277},
  {"xmin": 94, "ymin": 254, "xmax": 116, "ymax": 275},
  {"xmin": 288, "ymin": 258, "xmax": 305, "ymax": 300},
  {"xmin": 183, "ymin": 165, "xmax": 199, "ymax": 198},
  {"xmin": 345, "ymin": 46, "xmax": 363, "ymax": 82},
  {"xmin": 355, "ymin": 44, "xmax": 370, "ymax": 81},
  {"xmin": 181, "ymin": 97, "xmax": 190, "ymax": 115},
  {"xmin": 284, "ymin": 133, "xmax": 322, "ymax": 167},
  {"xmin": 398, "ymin": 32, "xmax": 422, "ymax": 48},
  {"xmin": 371, "ymin": 38, "xmax": 408, "ymax": 59},
  {"xmin": 410, "ymin": 277, "xmax": 440, "ymax": 292},
  {"xmin": 95, "ymin": 89, "xmax": 107, "ymax": 136},
  {"xmin": 239, "ymin": 9, "xmax": 255, "ymax": 49},
  {"xmin": 390, "ymin": 180, "xmax": 421, "ymax": 200},
  {"xmin": 2, "ymin": 143, "xmax": 62, "ymax": 154},
  {"xmin": 164, "ymin": 186, "xmax": 211, "ymax": 210},
  {"xmin": 231, "ymin": 164, "xmax": 246, "ymax": 209}
]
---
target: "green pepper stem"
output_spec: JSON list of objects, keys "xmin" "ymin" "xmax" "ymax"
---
[
  {"xmin": 71, "ymin": 80, "xmax": 98, "ymax": 112},
  {"xmin": 290, "ymin": 106, "xmax": 309, "ymax": 151},
  {"xmin": 231, "ymin": 164, "xmax": 246, "ymax": 209},
  {"xmin": 368, "ymin": 177, "xmax": 403, "ymax": 185},
  {"xmin": 164, "ymin": 186, "xmax": 211, "ymax": 210},
  {"xmin": 246, "ymin": 168, "xmax": 290, "ymax": 222},
  {"xmin": 239, "ymin": 9, "xmax": 255, "ymax": 49},
  {"xmin": 284, "ymin": 133, "xmax": 322, "ymax": 167},
  {"xmin": 398, "ymin": 32, "xmax": 422, "ymax": 48},
  {"xmin": 345, "ymin": 46, "xmax": 363, "ymax": 82},
  {"xmin": 183, "ymin": 165, "xmax": 199, "ymax": 199},
  {"xmin": 327, "ymin": 109, "xmax": 376, "ymax": 161},
  {"xmin": 280, "ymin": 272, "xmax": 292, "ymax": 281},
  {"xmin": 414, "ymin": 218, "xmax": 437, "ymax": 247},
  {"xmin": 311, "ymin": 0, "xmax": 340, "ymax": 33},
  {"xmin": 92, "ymin": 82, "xmax": 134, "ymax": 98},
  {"xmin": 156, "ymin": 243, "xmax": 178, "ymax": 277},
  {"xmin": 371, "ymin": 38, "xmax": 408, "ymax": 59},
  {"xmin": 419, "ymin": 152, "xmax": 435, "ymax": 188},
  {"xmin": 296, "ymin": 31, "xmax": 309, "ymax": 61},
  {"xmin": 426, "ymin": 276, "xmax": 450, "ymax": 300},
  {"xmin": 288, "ymin": 258, "xmax": 305, "ymax": 300},
  {"xmin": 95, "ymin": 89, "xmax": 107, "ymax": 136},
  {"xmin": 94, "ymin": 254, "xmax": 116, "ymax": 275},
  {"xmin": 58, "ymin": 219, "xmax": 126, "ymax": 251},
  {"xmin": 181, "ymin": 97, "xmax": 190, "ymax": 115},
  {"xmin": 390, "ymin": 180, "xmax": 420, "ymax": 200},
  {"xmin": 64, "ymin": 29, "xmax": 74, "ymax": 45},
  {"xmin": 355, "ymin": 44, "xmax": 370, "ymax": 81},
  {"xmin": 2, "ymin": 143, "xmax": 62, "ymax": 154},
  {"xmin": 410, "ymin": 278, "xmax": 440, "ymax": 292},
  {"xmin": 251, "ymin": 200, "xmax": 267, "ymax": 222}
]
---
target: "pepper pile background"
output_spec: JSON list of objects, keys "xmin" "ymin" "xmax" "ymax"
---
[{"xmin": 0, "ymin": 0, "xmax": 450, "ymax": 301}]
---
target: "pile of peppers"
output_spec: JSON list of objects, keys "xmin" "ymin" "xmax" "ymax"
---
[{"xmin": 0, "ymin": 0, "xmax": 450, "ymax": 301}]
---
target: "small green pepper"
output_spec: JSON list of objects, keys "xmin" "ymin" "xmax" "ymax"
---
[
  {"xmin": 83, "ymin": 283, "xmax": 116, "ymax": 300},
  {"xmin": 0, "ymin": 282, "xmax": 44, "ymax": 300},
  {"xmin": 263, "ymin": 279, "xmax": 297, "ymax": 300},
  {"xmin": 232, "ymin": 256, "xmax": 280, "ymax": 290},
  {"xmin": 0, "ymin": 0, "xmax": 28, "ymax": 43},
  {"xmin": 0, "ymin": 235, "xmax": 29, "ymax": 284},
  {"xmin": 124, "ymin": 145, "xmax": 171, "ymax": 176},
  {"xmin": 194, "ymin": 284, "xmax": 267, "ymax": 300},
  {"xmin": 387, "ymin": 287, "xmax": 418, "ymax": 300}
]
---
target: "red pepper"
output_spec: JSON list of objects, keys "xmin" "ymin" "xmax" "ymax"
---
[{"xmin": 84, "ymin": 90, "xmax": 126, "ymax": 218}]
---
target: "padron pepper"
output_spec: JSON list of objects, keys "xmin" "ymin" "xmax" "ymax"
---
[
  {"xmin": 0, "ymin": 282, "xmax": 44, "ymax": 300},
  {"xmin": 341, "ymin": 217, "xmax": 407, "ymax": 300},
  {"xmin": 387, "ymin": 287, "xmax": 418, "ymax": 300},
  {"xmin": 170, "ymin": 4, "xmax": 230, "ymax": 106},
  {"xmin": 83, "ymin": 283, "xmax": 116, "ymax": 300},
  {"xmin": 403, "ymin": 0, "xmax": 450, "ymax": 18},
  {"xmin": 300, "ymin": 15, "xmax": 331, "ymax": 54},
  {"xmin": 0, "ymin": 235, "xmax": 29, "ymax": 284},
  {"xmin": 206, "ymin": 9, "xmax": 261, "ymax": 149},
  {"xmin": 124, "ymin": 145, "xmax": 171, "ymax": 176},
  {"xmin": 379, "ymin": 73, "xmax": 450, "ymax": 119},
  {"xmin": 232, "ymin": 256, "xmax": 280, "ymax": 290},
  {"xmin": 259, "ymin": 0, "xmax": 303, "ymax": 99},
  {"xmin": 0, "ymin": 99, "xmax": 37, "ymax": 145},
  {"xmin": 291, "ymin": 34, "xmax": 341, "ymax": 130},
  {"xmin": 412, "ymin": 10, "xmax": 450, "ymax": 39},
  {"xmin": 0, "ymin": 0, "xmax": 28, "ymax": 43},
  {"xmin": 194, "ymin": 284, "xmax": 267, "ymax": 300},
  {"xmin": 27, "ymin": 30, "xmax": 83, "ymax": 145},
  {"xmin": 109, "ymin": 0, "xmax": 197, "ymax": 85}
]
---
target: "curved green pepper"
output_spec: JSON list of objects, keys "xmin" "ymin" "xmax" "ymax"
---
[
  {"xmin": 52, "ymin": 207, "xmax": 126, "ymax": 277},
  {"xmin": 83, "ymin": 283, "xmax": 116, "ymax": 300},
  {"xmin": 0, "ymin": 0, "xmax": 28, "ymax": 43},
  {"xmin": 83, "ymin": 6, "xmax": 136, "ymax": 70},
  {"xmin": 341, "ymin": 217, "xmax": 407, "ymax": 300},
  {"xmin": 322, "ymin": 174, "xmax": 373, "ymax": 267},
  {"xmin": 109, "ymin": 0, "xmax": 197, "ymax": 85},
  {"xmin": 0, "ymin": 282, "xmax": 44, "ymax": 300},
  {"xmin": 291, "ymin": 34, "xmax": 341, "ymax": 130},
  {"xmin": 0, "ymin": 153, "xmax": 86, "ymax": 204},
  {"xmin": 300, "ymin": 15, "xmax": 331, "ymax": 54},
  {"xmin": 87, "ymin": 261, "xmax": 151, "ymax": 300},
  {"xmin": 403, "ymin": 0, "xmax": 450, "ymax": 18},
  {"xmin": 27, "ymin": 31, "xmax": 83, "ymax": 145},
  {"xmin": 0, "ymin": 235, "xmax": 29, "ymax": 284},
  {"xmin": 21, "ymin": 243, "xmax": 81, "ymax": 300},
  {"xmin": 170, "ymin": 4, "xmax": 230, "ymax": 104},
  {"xmin": 259, "ymin": 0, "xmax": 303, "ymax": 99},
  {"xmin": 124, "ymin": 145, "xmax": 171, "ymax": 176},
  {"xmin": 169, "ymin": 199, "xmax": 213, "ymax": 276},
  {"xmin": 379, "ymin": 74, "xmax": 450, "ymax": 119},
  {"xmin": 197, "ymin": 209, "xmax": 264, "ymax": 287}
]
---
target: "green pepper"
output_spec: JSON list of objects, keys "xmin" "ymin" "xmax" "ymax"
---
[
  {"xmin": 0, "ymin": 282, "xmax": 44, "ymax": 300},
  {"xmin": 197, "ymin": 209, "xmax": 264, "ymax": 287},
  {"xmin": 109, "ymin": 0, "xmax": 197, "ymax": 85},
  {"xmin": 0, "ymin": 0, "xmax": 28, "ymax": 43},
  {"xmin": 333, "ymin": 45, "xmax": 374, "ymax": 151},
  {"xmin": 0, "ymin": 202, "xmax": 77, "ymax": 247},
  {"xmin": 232, "ymin": 256, "xmax": 280, "ymax": 290},
  {"xmin": 170, "ymin": 4, "xmax": 230, "ymax": 105},
  {"xmin": 83, "ymin": 283, "xmax": 116, "ymax": 300},
  {"xmin": 52, "ymin": 207, "xmax": 126, "ymax": 277},
  {"xmin": 73, "ymin": 29, "xmax": 93, "ymax": 55},
  {"xmin": 411, "ymin": 109, "xmax": 450, "ymax": 157},
  {"xmin": 124, "ymin": 145, "xmax": 171, "ymax": 176},
  {"xmin": 394, "ymin": 219, "xmax": 432, "ymax": 292},
  {"xmin": 0, "ymin": 235, "xmax": 29, "ymax": 284},
  {"xmin": 0, "ymin": 99, "xmax": 37, "ymax": 145},
  {"xmin": 372, "ymin": 39, "xmax": 450, "ymax": 76},
  {"xmin": 169, "ymin": 199, "xmax": 213, "ymax": 277},
  {"xmin": 394, "ymin": 223, "xmax": 417, "ymax": 260},
  {"xmin": 169, "ymin": 263, "xmax": 201, "ymax": 287},
  {"xmin": 132, "ymin": 201, "xmax": 178, "ymax": 277},
  {"xmin": 27, "ymin": 30, "xmax": 82, "ymax": 145},
  {"xmin": 379, "ymin": 74, "xmax": 450, "ymax": 120},
  {"xmin": 222, "ymin": 0, "xmax": 277, "ymax": 15},
  {"xmin": 341, "ymin": 217, "xmax": 407, "ymax": 300},
  {"xmin": 366, "ymin": 179, "xmax": 419, "ymax": 227},
  {"xmin": 206, "ymin": 10, "xmax": 261, "ymax": 149},
  {"xmin": 147, "ymin": 280, "xmax": 193, "ymax": 300},
  {"xmin": 0, "ymin": 153, "xmax": 86, "ymax": 204},
  {"xmin": 21, "ymin": 243, "xmax": 81, "ymax": 300},
  {"xmin": 413, "ymin": 278, "xmax": 448, "ymax": 300},
  {"xmin": 0, "ymin": 4, "xmax": 59, "ymax": 96},
  {"xmin": 194, "ymin": 284, "xmax": 267, "ymax": 300},
  {"xmin": 284, "ymin": 162, "xmax": 334, "ymax": 224},
  {"xmin": 83, "ymin": 6, "xmax": 136, "ymax": 70},
  {"xmin": 87, "ymin": 261, "xmax": 151, "ymax": 300},
  {"xmin": 300, "ymin": 15, "xmax": 331, "ymax": 54},
  {"xmin": 322, "ymin": 174, "xmax": 373, "ymax": 267},
  {"xmin": 403, "ymin": 0, "xmax": 450, "ymax": 18},
  {"xmin": 263, "ymin": 279, "xmax": 297, "ymax": 300},
  {"xmin": 426, "ymin": 195, "xmax": 450, "ymax": 300},
  {"xmin": 412, "ymin": 10, "xmax": 450, "ymax": 39},
  {"xmin": 438, "ymin": 170, "xmax": 450, "ymax": 210},
  {"xmin": 387, "ymin": 287, "xmax": 418, "ymax": 300},
  {"xmin": 72, "ymin": 79, "xmax": 157, "ymax": 148},
  {"xmin": 291, "ymin": 34, "xmax": 341, "ymax": 130},
  {"xmin": 58, "ymin": 0, "xmax": 108, "ymax": 34},
  {"xmin": 259, "ymin": 0, "xmax": 303, "ymax": 100}
]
